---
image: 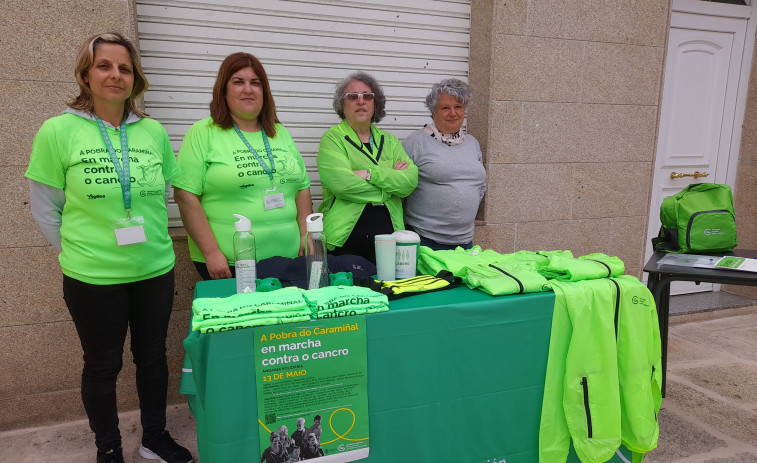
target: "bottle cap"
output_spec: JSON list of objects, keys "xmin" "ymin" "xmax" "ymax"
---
[
  {"xmin": 233, "ymin": 214, "xmax": 252, "ymax": 232},
  {"xmin": 393, "ymin": 230, "xmax": 420, "ymax": 243},
  {"xmin": 306, "ymin": 213, "xmax": 324, "ymax": 232}
]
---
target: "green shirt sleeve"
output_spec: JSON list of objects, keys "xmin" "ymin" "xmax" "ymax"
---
[
  {"xmin": 26, "ymin": 118, "xmax": 68, "ymax": 189},
  {"xmin": 141, "ymin": 118, "xmax": 177, "ymax": 182},
  {"xmin": 160, "ymin": 125, "xmax": 177, "ymax": 181},
  {"xmin": 174, "ymin": 119, "xmax": 211, "ymax": 195}
]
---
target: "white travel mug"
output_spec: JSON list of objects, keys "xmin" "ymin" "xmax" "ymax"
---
[
  {"xmin": 375, "ymin": 234, "xmax": 396, "ymax": 281},
  {"xmin": 393, "ymin": 230, "xmax": 420, "ymax": 279}
]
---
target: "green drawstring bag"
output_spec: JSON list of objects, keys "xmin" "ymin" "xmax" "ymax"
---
[{"xmin": 652, "ymin": 183, "xmax": 737, "ymax": 253}]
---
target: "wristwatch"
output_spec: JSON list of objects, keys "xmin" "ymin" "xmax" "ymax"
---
[{"xmin": 366, "ymin": 171, "xmax": 371, "ymax": 182}]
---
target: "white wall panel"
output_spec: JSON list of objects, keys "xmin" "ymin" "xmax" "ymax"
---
[{"xmin": 136, "ymin": 0, "xmax": 471, "ymax": 217}]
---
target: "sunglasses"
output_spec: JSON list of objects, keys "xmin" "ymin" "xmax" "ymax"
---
[{"xmin": 345, "ymin": 92, "xmax": 375, "ymax": 101}]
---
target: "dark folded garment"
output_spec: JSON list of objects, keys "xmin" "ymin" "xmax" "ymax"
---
[{"xmin": 256, "ymin": 254, "xmax": 377, "ymax": 288}]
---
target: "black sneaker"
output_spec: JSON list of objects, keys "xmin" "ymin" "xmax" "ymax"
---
[
  {"xmin": 96, "ymin": 447, "xmax": 125, "ymax": 463},
  {"xmin": 139, "ymin": 430, "xmax": 193, "ymax": 463}
]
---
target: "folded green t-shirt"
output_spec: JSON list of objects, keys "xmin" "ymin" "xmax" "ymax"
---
[
  {"xmin": 192, "ymin": 287, "xmax": 309, "ymax": 331},
  {"xmin": 301, "ymin": 286, "xmax": 388, "ymax": 316},
  {"xmin": 199, "ymin": 314, "xmax": 312, "ymax": 333}
]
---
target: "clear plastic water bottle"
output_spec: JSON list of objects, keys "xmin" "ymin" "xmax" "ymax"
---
[
  {"xmin": 233, "ymin": 214, "xmax": 256, "ymax": 293},
  {"xmin": 305, "ymin": 213, "xmax": 329, "ymax": 289}
]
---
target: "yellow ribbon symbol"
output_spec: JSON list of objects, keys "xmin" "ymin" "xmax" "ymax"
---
[{"xmin": 322, "ymin": 408, "xmax": 368, "ymax": 445}]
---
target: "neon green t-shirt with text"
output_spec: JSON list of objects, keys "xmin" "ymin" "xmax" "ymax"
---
[
  {"xmin": 174, "ymin": 119, "xmax": 311, "ymax": 263},
  {"xmin": 25, "ymin": 113, "xmax": 177, "ymax": 284}
]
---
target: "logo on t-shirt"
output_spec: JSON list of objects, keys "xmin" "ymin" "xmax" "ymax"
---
[{"xmin": 137, "ymin": 161, "xmax": 162, "ymax": 186}]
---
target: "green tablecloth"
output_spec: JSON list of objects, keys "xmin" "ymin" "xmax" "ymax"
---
[{"xmin": 180, "ymin": 280, "xmax": 634, "ymax": 463}]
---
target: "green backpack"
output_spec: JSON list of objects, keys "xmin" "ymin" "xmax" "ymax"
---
[{"xmin": 652, "ymin": 183, "xmax": 737, "ymax": 253}]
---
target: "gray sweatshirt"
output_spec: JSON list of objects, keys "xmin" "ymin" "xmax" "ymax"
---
[{"xmin": 401, "ymin": 128, "xmax": 486, "ymax": 245}]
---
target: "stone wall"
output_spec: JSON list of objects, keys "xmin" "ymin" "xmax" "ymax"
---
[
  {"xmin": 726, "ymin": 32, "xmax": 757, "ymax": 299},
  {"xmin": 470, "ymin": 0, "xmax": 670, "ymax": 279},
  {"xmin": 4, "ymin": 0, "xmax": 756, "ymax": 431},
  {"xmin": 0, "ymin": 0, "xmax": 200, "ymax": 430}
]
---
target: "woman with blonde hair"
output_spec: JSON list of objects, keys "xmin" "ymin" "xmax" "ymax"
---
[{"xmin": 26, "ymin": 32, "xmax": 192, "ymax": 463}]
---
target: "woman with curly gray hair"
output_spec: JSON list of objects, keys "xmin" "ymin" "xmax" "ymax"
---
[
  {"xmin": 402, "ymin": 78, "xmax": 486, "ymax": 250},
  {"xmin": 317, "ymin": 72, "xmax": 418, "ymax": 262}
]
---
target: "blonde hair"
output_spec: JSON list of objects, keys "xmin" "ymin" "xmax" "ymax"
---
[{"xmin": 68, "ymin": 32, "xmax": 149, "ymax": 118}]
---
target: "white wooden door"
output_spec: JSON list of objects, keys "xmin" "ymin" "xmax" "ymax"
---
[{"xmin": 646, "ymin": 0, "xmax": 750, "ymax": 294}]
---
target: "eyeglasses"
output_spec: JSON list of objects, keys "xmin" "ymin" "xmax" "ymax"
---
[{"xmin": 345, "ymin": 92, "xmax": 375, "ymax": 101}]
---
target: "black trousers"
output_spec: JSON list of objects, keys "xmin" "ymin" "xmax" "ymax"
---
[
  {"xmin": 63, "ymin": 269, "xmax": 174, "ymax": 451},
  {"xmin": 332, "ymin": 204, "xmax": 394, "ymax": 263}
]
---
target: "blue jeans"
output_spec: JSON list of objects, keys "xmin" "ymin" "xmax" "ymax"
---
[{"xmin": 63, "ymin": 269, "xmax": 174, "ymax": 451}]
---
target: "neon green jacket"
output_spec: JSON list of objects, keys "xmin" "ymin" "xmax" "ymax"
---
[
  {"xmin": 538, "ymin": 253, "xmax": 625, "ymax": 282},
  {"xmin": 541, "ymin": 279, "xmax": 621, "ymax": 463},
  {"xmin": 317, "ymin": 120, "xmax": 418, "ymax": 249},
  {"xmin": 417, "ymin": 247, "xmax": 573, "ymax": 291},
  {"xmin": 540, "ymin": 277, "xmax": 661, "ymax": 463},
  {"xmin": 614, "ymin": 276, "xmax": 662, "ymax": 457},
  {"xmin": 464, "ymin": 261, "xmax": 551, "ymax": 295},
  {"xmin": 417, "ymin": 245, "xmax": 506, "ymax": 278}
]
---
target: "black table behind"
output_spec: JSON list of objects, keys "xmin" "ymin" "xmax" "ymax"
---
[{"xmin": 644, "ymin": 249, "xmax": 757, "ymax": 395}]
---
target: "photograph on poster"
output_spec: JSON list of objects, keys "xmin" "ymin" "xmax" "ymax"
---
[{"xmin": 255, "ymin": 317, "xmax": 370, "ymax": 462}]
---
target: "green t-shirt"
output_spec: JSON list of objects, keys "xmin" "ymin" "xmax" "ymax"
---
[
  {"xmin": 174, "ymin": 119, "xmax": 311, "ymax": 263},
  {"xmin": 25, "ymin": 113, "xmax": 177, "ymax": 284}
]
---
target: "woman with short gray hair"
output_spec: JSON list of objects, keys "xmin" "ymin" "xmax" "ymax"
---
[
  {"xmin": 332, "ymin": 71, "xmax": 387, "ymax": 123},
  {"xmin": 402, "ymin": 78, "xmax": 486, "ymax": 250},
  {"xmin": 317, "ymin": 72, "xmax": 418, "ymax": 262}
]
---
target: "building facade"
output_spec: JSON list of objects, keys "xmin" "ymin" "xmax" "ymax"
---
[{"xmin": 1, "ymin": 0, "xmax": 755, "ymax": 430}]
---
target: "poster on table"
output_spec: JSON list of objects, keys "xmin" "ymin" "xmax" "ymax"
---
[{"xmin": 255, "ymin": 316, "xmax": 370, "ymax": 462}]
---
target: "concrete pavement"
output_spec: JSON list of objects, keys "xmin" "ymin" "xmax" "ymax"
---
[
  {"xmin": 0, "ymin": 403, "xmax": 198, "ymax": 463},
  {"xmin": 646, "ymin": 304, "xmax": 757, "ymax": 463}
]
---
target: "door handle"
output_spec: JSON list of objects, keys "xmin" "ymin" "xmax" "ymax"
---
[{"xmin": 670, "ymin": 171, "xmax": 709, "ymax": 180}]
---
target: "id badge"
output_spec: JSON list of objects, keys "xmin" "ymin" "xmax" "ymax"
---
[
  {"xmin": 112, "ymin": 216, "xmax": 147, "ymax": 245},
  {"xmin": 263, "ymin": 187, "xmax": 285, "ymax": 211}
]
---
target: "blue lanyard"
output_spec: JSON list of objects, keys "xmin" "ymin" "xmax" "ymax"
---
[
  {"xmin": 94, "ymin": 114, "xmax": 131, "ymax": 216},
  {"xmin": 232, "ymin": 123, "xmax": 275, "ymax": 183}
]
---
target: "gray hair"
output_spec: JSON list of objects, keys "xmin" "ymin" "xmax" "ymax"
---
[
  {"xmin": 425, "ymin": 78, "xmax": 472, "ymax": 115},
  {"xmin": 332, "ymin": 71, "xmax": 387, "ymax": 123}
]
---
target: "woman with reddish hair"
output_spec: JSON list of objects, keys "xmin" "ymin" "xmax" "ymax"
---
[{"xmin": 174, "ymin": 53, "xmax": 312, "ymax": 280}]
